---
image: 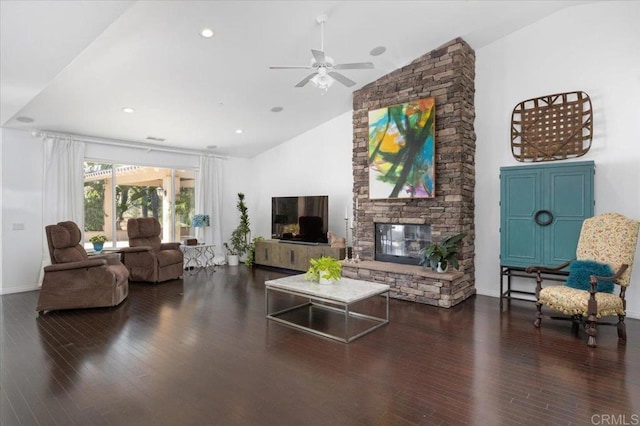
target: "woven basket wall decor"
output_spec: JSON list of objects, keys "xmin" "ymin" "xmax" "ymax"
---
[{"xmin": 511, "ymin": 91, "xmax": 593, "ymax": 162}]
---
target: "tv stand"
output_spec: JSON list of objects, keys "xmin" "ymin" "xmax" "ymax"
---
[
  {"xmin": 279, "ymin": 240, "xmax": 321, "ymax": 246},
  {"xmin": 255, "ymin": 240, "xmax": 344, "ymax": 271}
]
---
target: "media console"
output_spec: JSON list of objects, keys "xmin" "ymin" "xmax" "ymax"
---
[
  {"xmin": 277, "ymin": 239, "xmax": 320, "ymax": 245},
  {"xmin": 254, "ymin": 240, "xmax": 345, "ymax": 272}
]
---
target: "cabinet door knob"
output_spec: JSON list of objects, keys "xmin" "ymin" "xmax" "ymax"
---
[{"xmin": 534, "ymin": 210, "xmax": 554, "ymax": 226}]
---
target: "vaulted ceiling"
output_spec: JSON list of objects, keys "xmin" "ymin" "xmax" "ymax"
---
[{"xmin": 1, "ymin": 1, "xmax": 589, "ymax": 158}]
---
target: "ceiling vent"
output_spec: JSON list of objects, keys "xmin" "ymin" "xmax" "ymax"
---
[{"xmin": 146, "ymin": 136, "xmax": 166, "ymax": 142}]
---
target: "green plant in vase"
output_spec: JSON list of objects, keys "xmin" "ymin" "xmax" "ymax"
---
[
  {"xmin": 89, "ymin": 234, "xmax": 108, "ymax": 253},
  {"xmin": 245, "ymin": 236, "xmax": 264, "ymax": 267},
  {"xmin": 305, "ymin": 256, "xmax": 342, "ymax": 284},
  {"xmin": 224, "ymin": 193, "xmax": 251, "ymax": 266},
  {"xmin": 420, "ymin": 232, "xmax": 466, "ymax": 272}
]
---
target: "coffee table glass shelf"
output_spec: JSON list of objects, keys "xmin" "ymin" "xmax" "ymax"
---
[{"xmin": 265, "ymin": 275, "xmax": 390, "ymax": 343}]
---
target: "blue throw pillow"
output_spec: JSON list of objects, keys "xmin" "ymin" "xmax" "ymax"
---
[{"xmin": 565, "ymin": 260, "xmax": 615, "ymax": 293}]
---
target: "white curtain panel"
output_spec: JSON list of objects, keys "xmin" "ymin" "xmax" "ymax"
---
[
  {"xmin": 39, "ymin": 137, "xmax": 86, "ymax": 284},
  {"xmin": 196, "ymin": 156, "xmax": 225, "ymax": 264}
]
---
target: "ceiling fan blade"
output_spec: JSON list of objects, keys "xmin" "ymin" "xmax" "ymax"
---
[
  {"xmin": 328, "ymin": 71, "xmax": 356, "ymax": 87},
  {"xmin": 295, "ymin": 72, "xmax": 318, "ymax": 87},
  {"xmin": 269, "ymin": 66, "xmax": 313, "ymax": 69},
  {"xmin": 333, "ymin": 62, "xmax": 374, "ymax": 70},
  {"xmin": 311, "ymin": 49, "xmax": 326, "ymax": 64}
]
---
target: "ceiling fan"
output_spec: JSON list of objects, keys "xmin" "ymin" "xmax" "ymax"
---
[{"xmin": 269, "ymin": 14, "xmax": 374, "ymax": 91}]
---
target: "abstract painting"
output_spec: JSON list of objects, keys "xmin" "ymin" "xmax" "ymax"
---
[{"xmin": 368, "ymin": 97, "xmax": 435, "ymax": 199}]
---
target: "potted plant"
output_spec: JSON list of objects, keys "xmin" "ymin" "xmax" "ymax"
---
[
  {"xmin": 224, "ymin": 193, "xmax": 251, "ymax": 266},
  {"xmin": 305, "ymin": 256, "xmax": 342, "ymax": 284},
  {"xmin": 89, "ymin": 234, "xmax": 108, "ymax": 253},
  {"xmin": 245, "ymin": 236, "xmax": 264, "ymax": 267},
  {"xmin": 420, "ymin": 232, "xmax": 466, "ymax": 273}
]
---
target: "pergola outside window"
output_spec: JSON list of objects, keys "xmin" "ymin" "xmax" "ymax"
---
[{"xmin": 83, "ymin": 162, "xmax": 195, "ymax": 249}]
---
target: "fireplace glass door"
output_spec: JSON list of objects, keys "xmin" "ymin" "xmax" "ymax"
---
[{"xmin": 375, "ymin": 223, "xmax": 431, "ymax": 265}]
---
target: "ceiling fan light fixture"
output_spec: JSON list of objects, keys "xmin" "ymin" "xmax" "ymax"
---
[
  {"xmin": 270, "ymin": 14, "xmax": 372, "ymax": 90},
  {"xmin": 310, "ymin": 68, "xmax": 334, "ymax": 92}
]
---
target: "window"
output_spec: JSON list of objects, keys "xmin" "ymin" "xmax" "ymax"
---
[{"xmin": 83, "ymin": 162, "xmax": 195, "ymax": 249}]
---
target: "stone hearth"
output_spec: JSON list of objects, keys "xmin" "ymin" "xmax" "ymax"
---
[
  {"xmin": 351, "ymin": 38, "xmax": 476, "ymax": 308},
  {"xmin": 342, "ymin": 261, "xmax": 467, "ymax": 308}
]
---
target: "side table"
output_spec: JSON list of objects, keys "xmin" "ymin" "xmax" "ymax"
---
[
  {"xmin": 180, "ymin": 244, "xmax": 216, "ymax": 272},
  {"xmin": 87, "ymin": 250, "xmax": 122, "ymax": 265}
]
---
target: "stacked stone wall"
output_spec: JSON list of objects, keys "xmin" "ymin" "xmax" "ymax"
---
[{"xmin": 351, "ymin": 38, "xmax": 476, "ymax": 307}]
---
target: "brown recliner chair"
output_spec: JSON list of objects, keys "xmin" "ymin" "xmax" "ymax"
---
[
  {"xmin": 37, "ymin": 221, "xmax": 129, "ymax": 314},
  {"xmin": 121, "ymin": 218, "xmax": 184, "ymax": 283}
]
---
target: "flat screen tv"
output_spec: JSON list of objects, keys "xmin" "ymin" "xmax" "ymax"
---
[{"xmin": 272, "ymin": 196, "xmax": 329, "ymax": 243}]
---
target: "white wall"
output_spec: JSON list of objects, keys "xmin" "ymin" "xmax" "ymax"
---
[
  {"xmin": 0, "ymin": 128, "xmax": 3, "ymax": 290},
  {"xmin": 1, "ymin": 129, "xmax": 44, "ymax": 294},
  {"xmin": 221, "ymin": 112, "xmax": 354, "ymax": 251},
  {"xmin": 85, "ymin": 143, "xmax": 199, "ymax": 170},
  {"xmin": 220, "ymin": 157, "xmax": 250, "ymax": 253},
  {"xmin": 475, "ymin": 1, "xmax": 640, "ymax": 317}
]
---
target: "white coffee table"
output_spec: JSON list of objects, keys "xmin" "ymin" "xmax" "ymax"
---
[{"xmin": 265, "ymin": 275, "xmax": 390, "ymax": 343}]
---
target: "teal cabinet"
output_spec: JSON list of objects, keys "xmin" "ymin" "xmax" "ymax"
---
[{"xmin": 500, "ymin": 161, "xmax": 594, "ymax": 268}]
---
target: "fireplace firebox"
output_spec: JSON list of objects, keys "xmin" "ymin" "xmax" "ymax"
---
[{"xmin": 375, "ymin": 223, "xmax": 431, "ymax": 266}]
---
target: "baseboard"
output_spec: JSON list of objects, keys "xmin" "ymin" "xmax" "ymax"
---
[
  {"xmin": 476, "ymin": 289, "xmax": 500, "ymax": 298},
  {"xmin": 480, "ymin": 290, "xmax": 640, "ymax": 320},
  {"xmin": 0, "ymin": 283, "xmax": 39, "ymax": 295}
]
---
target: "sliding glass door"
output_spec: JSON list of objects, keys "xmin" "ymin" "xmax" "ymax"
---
[{"xmin": 83, "ymin": 162, "xmax": 195, "ymax": 249}]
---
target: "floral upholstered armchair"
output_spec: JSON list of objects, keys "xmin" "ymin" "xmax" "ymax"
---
[{"xmin": 526, "ymin": 213, "xmax": 639, "ymax": 347}]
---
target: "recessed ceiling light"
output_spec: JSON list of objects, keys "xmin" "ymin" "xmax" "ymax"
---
[
  {"xmin": 146, "ymin": 136, "xmax": 166, "ymax": 142},
  {"xmin": 235, "ymin": 129, "xmax": 243, "ymax": 134},
  {"xmin": 122, "ymin": 107, "xmax": 135, "ymax": 113},
  {"xmin": 201, "ymin": 28, "xmax": 215, "ymax": 38},
  {"xmin": 16, "ymin": 116, "xmax": 34, "ymax": 123},
  {"xmin": 206, "ymin": 145, "xmax": 217, "ymax": 150},
  {"xmin": 370, "ymin": 46, "xmax": 386, "ymax": 56},
  {"xmin": 271, "ymin": 106, "xmax": 284, "ymax": 113}
]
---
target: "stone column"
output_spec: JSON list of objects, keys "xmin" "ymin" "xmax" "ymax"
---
[{"xmin": 351, "ymin": 37, "xmax": 476, "ymax": 307}]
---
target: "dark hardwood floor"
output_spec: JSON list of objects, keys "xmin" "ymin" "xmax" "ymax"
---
[{"xmin": 2, "ymin": 266, "xmax": 639, "ymax": 425}]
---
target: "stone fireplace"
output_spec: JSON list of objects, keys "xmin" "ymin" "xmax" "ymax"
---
[{"xmin": 342, "ymin": 38, "xmax": 476, "ymax": 308}]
